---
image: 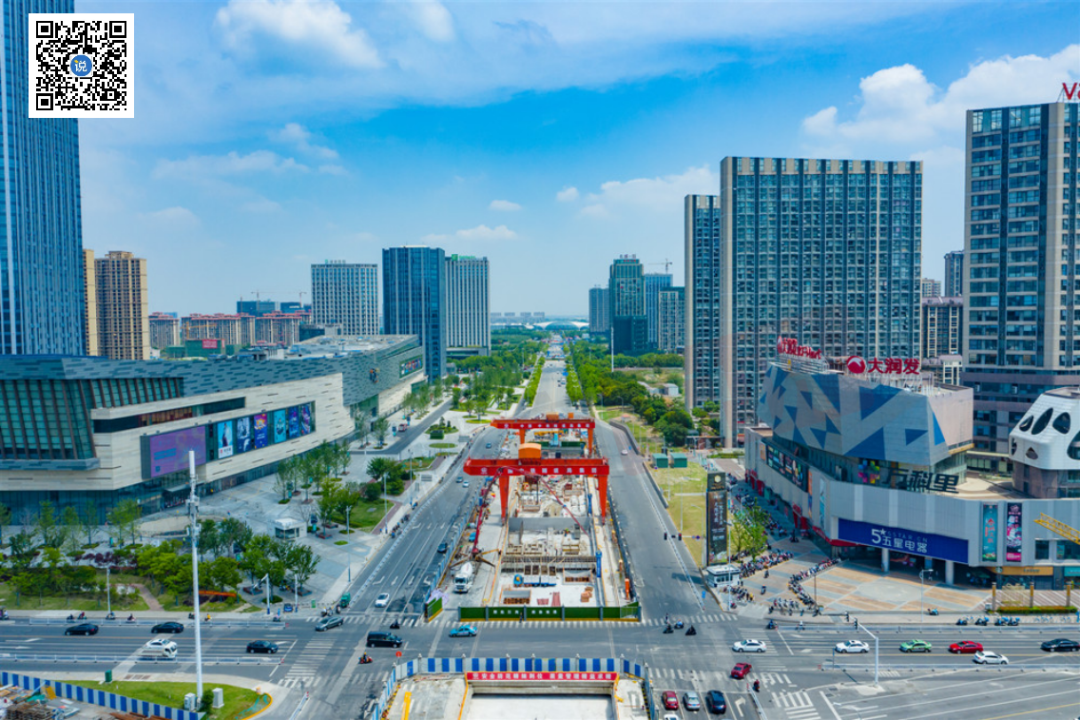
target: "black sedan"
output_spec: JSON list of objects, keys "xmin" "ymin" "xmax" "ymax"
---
[
  {"xmin": 64, "ymin": 623, "xmax": 99, "ymax": 636},
  {"xmin": 1041, "ymin": 638, "xmax": 1080, "ymax": 652},
  {"xmin": 247, "ymin": 640, "xmax": 279, "ymax": 654},
  {"xmin": 151, "ymin": 622, "xmax": 185, "ymax": 634},
  {"xmin": 705, "ymin": 690, "xmax": 727, "ymax": 714}
]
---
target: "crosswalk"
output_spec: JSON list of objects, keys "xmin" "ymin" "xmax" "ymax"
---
[
  {"xmin": 774, "ymin": 690, "xmax": 820, "ymax": 720},
  {"xmin": 280, "ymin": 638, "xmax": 334, "ymax": 689},
  {"xmin": 646, "ymin": 668, "xmax": 791, "ymax": 687}
]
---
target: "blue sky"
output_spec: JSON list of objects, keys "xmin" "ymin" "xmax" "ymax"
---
[{"xmin": 75, "ymin": 0, "xmax": 1080, "ymax": 316}]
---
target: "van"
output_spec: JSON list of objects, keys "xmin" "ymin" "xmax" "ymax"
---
[{"xmin": 366, "ymin": 631, "xmax": 404, "ymax": 648}]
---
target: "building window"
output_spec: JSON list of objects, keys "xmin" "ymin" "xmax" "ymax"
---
[
  {"xmin": 1035, "ymin": 540, "xmax": 1050, "ymax": 561},
  {"xmin": 1053, "ymin": 412, "xmax": 1072, "ymax": 434},
  {"xmin": 1031, "ymin": 408, "xmax": 1053, "ymax": 435}
]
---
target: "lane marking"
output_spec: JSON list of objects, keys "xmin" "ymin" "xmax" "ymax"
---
[{"xmin": 979, "ymin": 700, "xmax": 1080, "ymax": 720}]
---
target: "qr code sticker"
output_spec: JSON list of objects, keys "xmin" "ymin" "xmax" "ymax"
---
[{"xmin": 29, "ymin": 13, "xmax": 134, "ymax": 119}]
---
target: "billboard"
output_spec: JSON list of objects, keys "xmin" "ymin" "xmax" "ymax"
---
[
  {"xmin": 216, "ymin": 420, "xmax": 234, "ymax": 459},
  {"xmin": 765, "ymin": 443, "xmax": 809, "ymax": 492},
  {"xmin": 200, "ymin": 338, "xmax": 218, "ymax": 349},
  {"xmin": 400, "ymin": 357, "xmax": 422, "ymax": 377},
  {"xmin": 147, "ymin": 426, "xmax": 206, "ymax": 479},
  {"xmin": 837, "ymin": 518, "xmax": 968, "ymax": 564},
  {"xmin": 300, "ymin": 404, "xmax": 312, "ymax": 435},
  {"xmin": 235, "ymin": 416, "xmax": 253, "ymax": 454},
  {"xmin": 1005, "ymin": 502, "xmax": 1023, "ymax": 562},
  {"xmin": 273, "ymin": 410, "xmax": 287, "ymax": 443},
  {"xmin": 287, "ymin": 407, "xmax": 300, "ymax": 438},
  {"xmin": 705, "ymin": 472, "xmax": 728, "ymax": 565},
  {"xmin": 981, "ymin": 504, "xmax": 999, "ymax": 563},
  {"xmin": 253, "ymin": 413, "xmax": 269, "ymax": 449}
]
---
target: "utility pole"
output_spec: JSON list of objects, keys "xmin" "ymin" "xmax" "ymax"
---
[
  {"xmin": 106, "ymin": 567, "xmax": 111, "ymax": 616},
  {"xmin": 346, "ymin": 505, "xmax": 351, "ymax": 582},
  {"xmin": 187, "ymin": 451, "xmax": 204, "ymax": 702}
]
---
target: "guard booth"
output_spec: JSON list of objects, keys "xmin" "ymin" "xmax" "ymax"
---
[{"xmin": 273, "ymin": 517, "xmax": 306, "ymax": 539}]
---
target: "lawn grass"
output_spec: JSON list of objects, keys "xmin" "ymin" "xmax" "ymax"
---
[
  {"xmin": 67, "ymin": 680, "xmax": 262, "ymax": 720},
  {"xmin": 430, "ymin": 442, "xmax": 457, "ymax": 448},
  {"xmin": 653, "ymin": 464, "xmax": 708, "ymax": 567},
  {"xmin": 327, "ymin": 498, "xmax": 389, "ymax": 532},
  {"xmin": 0, "ymin": 581, "xmax": 150, "ymax": 612}
]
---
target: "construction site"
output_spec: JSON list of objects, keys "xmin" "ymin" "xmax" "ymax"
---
[{"xmin": 438, "ymin": 415, "xmax": 636, "ymax": 618}]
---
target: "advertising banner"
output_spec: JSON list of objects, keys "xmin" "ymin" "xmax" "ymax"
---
[
  {"xmin": 400, "ymin": 357, "xmax": 422, "ymax": 377},
  {"xmin": 465, "ymin": 671, "xmax": 616, "ymax": 682},
  {"xmin": 273, "ymin": 410, "xmax": 287, "ymax": 443},
  {"xmin": 147, "ymin": 426, "xmax": 206, "ymax": 478},
  {"xmin": 765, "ymin": 443, "xmax": 809, "ymax": 492},
  {"xmin": 1005, "ymin": 502, "xmax": 1023, "ymax": 562},
  {"xmin": 981, "ymin": 504, "xmax": 999, "ymax": 563},
  {"xmin": 287, "ymin": 407, "xmax": 300, "ymax": 439},
  {"xmin": 253, "ymin": 413, "xmax": 269, "ymax": 449},
  {"xmin": 837, "ymin": 518, "xmax": 968, "ymax": 564},
  {"xmin": 705, "ymin": 472, "xmax": 729, "ymax": 565},
  {"xmin": 300, "ymin": 404, "xmax": 312, "ymax": 435},
  {"xmin": 235, "ymin": 416, "xmax": 253, "ymax": 454},
  {"xmin": 216, "ymin": 420, "xmax": 234, "ymax": 459},
  {"xmin": 200, "ymin": 339, "xmax": 217, "ymax": 349}
]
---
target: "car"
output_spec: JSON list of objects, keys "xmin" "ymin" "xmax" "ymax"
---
[
  {"xmin": 449, "ymin": 625, "xmax": 477, "ymax": 638},
  {"xmin": 705, "ymin": 690, "xmax": 727, "ymax": 714},
  {"xmin": 732, "ymin": 639, "xmax": 767, "ymax": 653},
  {"xmin": 151, "ymin": 622, "xmax": 184, "ymax": 634},
  {"xmin": 374, "ymin": 593, "xmax": 391, "ymax": 608},
  {"xmin": 145, "ymin": 638, "xmax": 178, "ymax": 651},
  {"xmin": 949, "ymin": 641, "xmax": 983, "ymax": 654},
  {"xmin": 367, "ymin": 631, "xmax": 404, "ymax": 648},
  {"xmin": 246, "ymin": 640, "xmax": 278, "ymax": 654},
  {"xmin": 662, "ymin": 715, "xmax": 680, "ymax": 720},
  {"xmin": 974, "ymin": 651, "xmax": 1009, "ymax": 665},
  {"xmin": 662, "ymin": 691, "xmax": 679, "ymax": 710},
  {"xmin": 463, "ymin": 481, "xmax": 469, "ymax": 488},
  {"xmin": 730, "ymin": 662, "xmax": 752, "ymax": 679},
  {"xmin": 900, "ymin": 640, "xmax": 932, "ymax": 653},
  {"xmin": 834, "ymin": 640, "xmax": 869, "ymax": 654},
  {"xmin": 621, "ymin": 449, "xmax": 629, "ymax": 455},
  {"xmin": 683, "ymin": 691, "xmax": 702, "ymax": 711},
  {"xmin": 486, "ymin": 443, "xmax": 492, "ymax": 448},
  {"xmin": 456, "ymin": 476, "xmax": 463, "ymax": 483},
  {"xmin": 1041, "ymin": 638, "xmax": 1080, "ymax": 652},
  {"xmin": 64, "ymin": 623, "xmax": 98, "ymax": 636},
  {"xmin": 437, "ymin": 542, "xmax": 449, "ymax": 554},
  {"xmin": 316, "ymin": 615, "xmax": 344, "ymax": 631}
]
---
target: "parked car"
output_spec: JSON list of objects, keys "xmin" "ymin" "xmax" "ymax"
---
[
  {"xmin": 1041, "ymin": 638, "xmax": 1080, "ymax": 652},
  {"xmin": 974, "ymin": 651, "xmax": 1008, "ymax": 665},
  {"xmin": 683, "ymin": 691, "xmax": 702, "ymax": 711},
  {"xmin": 486, "ymin": 443, "xmax": 492, "ymax": 448},
  {"xmin": 64, "ymin": 623, "xmax": 98, "ymax": 636},
  {"xmin": 705, "ymin": 690, "xmax": 727, "ymax": 714},
  {"xmin": 449, "ymin": 625, "xmax": 477, "ymax": 638},
  {"xmin": 949, "ymin": 641, "xmax": 983, "ymax": 654},
  {"xmin": 246, "ymin": 640, "xmax": 278, "ymax": 654},
  {"xmin": 900, "ymin": 639, "xmax": 932, "ymax": 653},
  {"xmin": 834, "ymin": 640, "xmax": 869, "ymax": 654},
  {"xmin": 374, "ymin": 593, "xmax": 391, "ymax": 608},
  {"xmin": 661, "ymin": 691, "xmax": 679, "ymax": 710},
  {"xmin": 732, "ymin": 639, "xmax": 767, "ymax": 653},
  {"xmin": 316, "ymin": 615, "xmax": 344, "ymax": 631},
  {"xmin": 151, "ymin": 622, "xmax": 184, "ymax": 634},
  {"xmin": 730, "ymin": 663, "xmax": 752, "ymax": 679}
]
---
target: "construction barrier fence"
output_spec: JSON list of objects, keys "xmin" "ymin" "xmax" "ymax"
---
[{"xmin": 0, "ymin": 671, "xmax": 201, "ymax": 720}]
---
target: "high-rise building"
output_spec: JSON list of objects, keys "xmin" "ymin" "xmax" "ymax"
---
[
  {"xmin": 920, "ymin": 278, "xmax": 942, "ymax": 298},
  {"xmin": 684, "ymin": 194, "xmax": 722, "ymax": 410},
  {"xmin": 657, "ymin": 287, "xmax": 685, "ymax": 353},
  {"xmin": 383, "ymin": 246, "xmax": 446, "ymax": 378},
  {"xmin": 712, "ymin": 157, "xmax": 921, "ymax": 447},
  {"xmin": 588, "ymin": 286, "xmax": 610, "ymax": 334},
  {"xmin": 82, "ymin": 250, "xmax": 98, "ymax": 356},
  {"xmin": 445, "ymin": 255, "xmax": 489, "ymax": 358},
  {"xmin": 255, "ymin": 312, "xmax": 308, "ymax": 346},
  {"xmin": 644, "ymin": 273, "xmax": 672, "ymax": 348},
  {"xmin": 944, "ymin": 250, "xmax": 964, "ymax": 297},
  {"xmin": 94, "ymin": 251, "xmax": 149, "ymax": 361},
  {"xmin": 236, "ymin": 300, "xmax": 278, "ymax": 317},
  {"xmin": 183, "ymin": 314, "xmax": 256, "ymax": 348},
  {"xmin": 921, "ymin": 296, "xmax": 963, "ymax": 359},
  {"xmin": 311, "ymin": 261, "xmax": 379, "ymax": 336},
  {"xmin": 608, "ymin": 256, "xmax": 647, "ymax": 356},
  {"xmin": 149, "ymin": 312, "xmax": 181, "ymax": 349},
  {"xmin": 1, "ymin": 0, "xmax": 85, "ymax": 355},
  {"xmin": 962, "ymin": 102, "xmax": 1080, "ymax": 458}
]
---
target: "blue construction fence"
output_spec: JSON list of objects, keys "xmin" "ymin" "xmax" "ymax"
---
[
  {"xmin": 369, "ymin": 657, "xmax": 646, "ymax": 720},
  {"xmin": 0, "ymin": 671, "xmax": 201, "ymax": 720}
]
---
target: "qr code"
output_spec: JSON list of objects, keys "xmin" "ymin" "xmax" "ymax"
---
[{"xmin": 29, "ymin": 13, "xmax": 134, "ymax": 119}]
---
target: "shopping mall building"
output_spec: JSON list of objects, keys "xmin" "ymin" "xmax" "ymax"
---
[
  {"xmin": 745, "ymin": 355, "xmax": 1080, "ymax": 590},
  {"xmin": 0, "ymin": 336, "xmax": 425, "ymax": 520}
]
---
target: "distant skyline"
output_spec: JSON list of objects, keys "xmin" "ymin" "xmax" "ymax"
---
[{"xmin": 75, "ymin": 1, "xmax": 1080, "ymax": 315}]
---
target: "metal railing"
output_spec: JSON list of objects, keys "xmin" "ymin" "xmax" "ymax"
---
[{"xmin": 0, "ymin": 654, "xmax": 278, "ymax": 665}]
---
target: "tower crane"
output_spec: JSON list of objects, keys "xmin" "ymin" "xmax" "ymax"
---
[{"xmin": 647, "ymin": 258, "xmax": 673, "ymax": 274}]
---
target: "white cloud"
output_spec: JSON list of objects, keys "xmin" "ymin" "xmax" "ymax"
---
[
  {"xmin": 489, "ymin": 199, "xmax": 521, "ymax": 212},
  {"xmin": 579, "ymin": 204, "xmax": 608, "ymax": 218},
  {"xmin": 582, "ymin": 165, "xmax": 716, "ymax": 218},
  {"xmin": 455, "ymin": 224, "xmax": 517, "ymax": 241},
  {"xmin": 556, "ymin": 186, "xmax": 579, "ymax": 202},
  {"xmin": 143, "ymin": 206, "xmax": 199, "ymax": 225},
  {"xmin": 402, "ymin": 1, "xmax": 455, "ymax": 42},
  {"xmin": 241, "ymin": 197, "xmax": 282, "ymax": 213},
  {"xmin": 153, "ymin": 150, "xmax": 308, "ymax": 180},
  {"xmin": 318, "ymin": 164, "xmax": 348, "ymax": 176},
  {"xmin": 271, "ymin": 123, "xmax": 339, "ymax": 159},
  {"xmin": 215, "ymin": 0, "xmax": 381, "ymax": 69},
  {"xmin": 803, "ymin": 46, "xmax": 1080, "ymax": 145},
  {"xmin": 421, "ymin": 233, "xmax": 450, "ymax": 242}
]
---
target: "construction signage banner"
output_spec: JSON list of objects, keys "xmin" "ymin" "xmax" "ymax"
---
[
  {"xmin": 465, "ymin": 672, "xmax": 617, "ymax": 682},
  {"xmin": 706, "ymin": 472, "xmax": 729, "ymax": 565}
]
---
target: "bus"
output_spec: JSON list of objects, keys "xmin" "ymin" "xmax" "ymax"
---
[{"xmin": 703, "ymin": 564, "xmax": 742, "ymax": 590}]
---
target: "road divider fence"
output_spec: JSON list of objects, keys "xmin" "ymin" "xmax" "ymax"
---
[
  {"xmin": 457, "ymin": 604, "xmax": 640, "ymax": 622},
  {"xmin": 0, "ymin": 654, "xmax": 278, "ymax": 665}
]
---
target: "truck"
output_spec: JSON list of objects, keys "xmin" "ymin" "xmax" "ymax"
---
[{"xmin": 453, "ymin": 562, "xmax": 476, "ymax": 594}]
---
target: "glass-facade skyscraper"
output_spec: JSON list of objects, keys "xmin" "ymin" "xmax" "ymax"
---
[
  {"xmin": 1, "ymin": 0, "xmax": 85, "ymax": 355},
  {"xmin": 684, "ymin": 194, "xmax": 722, "ymax": 410},
  {"xmin": 709, "ymin": 157, "xmax": 922, "ymax": 447},
  {"xmin": 383, "ymin": 246, "xmax": 446, "ymax": 379},
  {"xmin": 644, "ymin": 273, "xmax": 672, "ymax": 349},
  {"xmin": 445, "ymin": 254, "xmax": 489, "ymax": 358},
  {"xmin": 608, "ymin": 256, "xmax": 647, "ymax": 356},
  {"xmin": 961, "ymin": 102, "xmax": 1080, "ymax": 460}
]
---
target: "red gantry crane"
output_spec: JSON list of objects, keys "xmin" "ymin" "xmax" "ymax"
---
[
  {"xmin": 490, "ymin": 414, "xmax": 597, "ymax": 455},
  {"xmin": 463, "ymin": 454, "xmax": 611, "ymax": 521}
]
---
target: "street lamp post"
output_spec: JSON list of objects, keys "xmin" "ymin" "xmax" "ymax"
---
[
  {"xmin": 106, "ymin": 567, "xmax": 111, "ymax": 616},
  {"xmin": 919, "ymin": 568, "xmax": 931, "ymax": 622},
  {"xmin": 186, "ymin": 451, "xmax": 204, "ymax": 702},
  {"xmin": 345, "ymin": 505, "xmax": 351, "ymax": 582}
]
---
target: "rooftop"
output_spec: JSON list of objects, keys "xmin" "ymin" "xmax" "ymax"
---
[{"xmin": 289, "ymin": 334, "xmax": 417, "ymax": 357}]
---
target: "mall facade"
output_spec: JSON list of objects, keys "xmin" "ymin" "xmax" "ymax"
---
[
  {"xmin": 745, "ymin": 354, "xmax": 1080, "ymax": 589},
  {"xmin": 0, "ymin": 336, "xmax": 425, "ymax": 520}
]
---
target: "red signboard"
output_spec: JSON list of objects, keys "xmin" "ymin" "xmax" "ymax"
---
[
  {"xmin": 846, "ymin": 356, "xmax": 920, "ymax": 375},
  {"xmin": 776, "ymin": 337, "xmax": 821, "ymax": 359},
  {"xmin": 201, "ymin": 339, "xmax": 219, "ymax": 349},
  {"xmin": 1065, "ymin": 82, "xmax": 1080, "ymax": 101},
  {"xmin": 465, "ymin": 671, "xmax": 617, "ymax": 682}
]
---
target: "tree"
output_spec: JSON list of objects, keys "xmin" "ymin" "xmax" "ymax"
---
[
  {"xmin": 329, "ymin": 441, "xmax": 350, "ymax": 477},
  {"xmin": 108, "ymin": 499, "xmax": 142, "ymax": 546},
  {"xmin": 451, "ymin": 386, "xmax": 461, "ymax": 410},
  {"xmin": 7, "ymin": 531, "xmax": 35, "ymax": 570},
  {"xmin": 286, "ymin": 544, "xmax": 320, "ymax": 592},
  {"xmin": 317, "ymin": 477, "xmax": 342, "ymax": 522},
  {"xmin": 80, "ymin": 501, "xmax": 99, "ymax": 546},
  {"xmin": 275, "ymin": 456, "xmax": 301, "ymax": 501},
  {"xmin": 0, "ymin": 502, "xmax": 11, "ymax": 546},
  {"xmin": 218, "ymin": 517, "xmax": 252, "ymax": 557},
  {"xmin": 353, "ymin": 413, "xmax": 370, "ymax": 448},
  {"xmin": 363, "ymin": 481, "xmax": 382, "ymax": 503},
  {"xmin": 372, "ymin": 417, "xmax": 390, "ymax": 446},
  {"xmin": 61, "ymin": 506, "xmax": 81, "ymax": 554},
  {"xmin": 200, "ymin": 519, "xmax": 223, "ymax": 558}
]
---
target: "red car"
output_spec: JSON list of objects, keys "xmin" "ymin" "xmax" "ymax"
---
[
  {"xmin": 730, "ymin": 662, "xmax": 752, "ymax": 679},
  {"xmin": 949, "ymin": 641, "xmax": 984, "ymax": 654},
  {"xmin": 662, "ymin": 691, "xmax": 679, "ymax": 710}
]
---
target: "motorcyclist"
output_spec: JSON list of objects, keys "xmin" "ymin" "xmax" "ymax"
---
[
  {"xmin": 752, "ymin": 680, "xmax": 761, "ymax": 693},
  {"xmin": 127, "ymin": 614, "xmax": 135, "ymax": 622},
  {"xmin": 686, "ymin": 625, "xmax": 696, "ymax": 636},
  {"xmin": 359, "ymin": 653, "xmax": 372, "ymax": 664}
]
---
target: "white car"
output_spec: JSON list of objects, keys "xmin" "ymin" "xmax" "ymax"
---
[
  {"xmin": 145, "ymin": 638, "xmax": 177, "ymax": 652},
  {"xmin": 732, "ymin": 639, "xmax": 767, "ymax": 653},
  {"xmin": 621, "ymin": 449, "xmax": 629, "ymax": 455},
  {"xmin": 835, "ymin": 640, "xmax": 870, "ymax": 654},
  {"xmin": 974, "ymin": 651, "xmax": 1009, "ymax": 665},
  {"xmin": 663, "ymin": 715, "xmax": 680, "ymax": 720},
  {"xmin": 374, "ymin": 593, "xmax": 391, "ymax": 608}
]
